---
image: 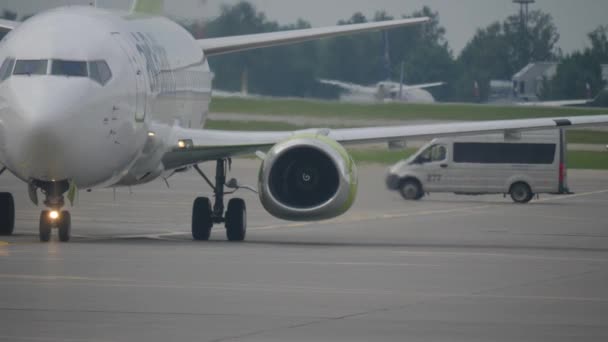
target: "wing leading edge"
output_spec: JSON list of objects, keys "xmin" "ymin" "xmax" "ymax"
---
[
  {"xmin": 402, "ymin": 82, "xmax": 446, "ymax": 91},
  {"xmin": 197, "ymin": 17, "xmax": 429, "ymax": 56},
  {"xmin": 163, "ymin": 114, "xmax": 608, "ymax": 170},
  {"xmin": 0, "ymin": 19, "xmax": 19, "ymax": 32}
]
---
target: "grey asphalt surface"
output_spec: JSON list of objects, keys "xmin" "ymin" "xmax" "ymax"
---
[{"xmin": 1, "ymin": 160, "xmax": 608, "ymax": 341}]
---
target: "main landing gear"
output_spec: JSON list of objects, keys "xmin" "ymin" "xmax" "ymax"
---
[
  {"xmin": 0, "ymin": 192, "xmax": 15, "ymax": 236},
  {"xmin": 35, "ymin": 181, "xmax": 71, "ymax": 242},
  {"xmin": 191, "ymin": 159, "xmax": 247, "ymax": 242},
  {"xmin": 0, "ymin": 168, "xmax": 15, "ymax": 237}
]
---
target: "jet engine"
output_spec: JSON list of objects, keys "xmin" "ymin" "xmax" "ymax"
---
[{"xmin": 258, "ymin": 135, "xmax": 358, "ymax": 221}]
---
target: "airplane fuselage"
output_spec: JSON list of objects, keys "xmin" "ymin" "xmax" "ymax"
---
[{"xmin": 0, "ymin": 6, "xmax": 212, "ymax": 189}]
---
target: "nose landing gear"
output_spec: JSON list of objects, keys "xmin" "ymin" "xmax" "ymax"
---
[
  {"xmin": 35, "ymin": 181, "xmax": 71, "ymax": 242},
  {"xmin": 39, "ymin": 210, "xmax": 71, "ymax": 242},
  {"xmin": 191, "ymin": 159, "xmax": 248, "ymax": 242}
]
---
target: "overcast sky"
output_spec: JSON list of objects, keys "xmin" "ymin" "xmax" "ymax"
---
[{"xmin": 3, "ymin": 0, "xmax": 607, "ymax": 55}]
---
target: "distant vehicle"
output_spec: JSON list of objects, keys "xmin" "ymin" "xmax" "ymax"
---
[
  {"xmin": 385, "ymin": 129, "xmax": 570, "ymax": 203},
  {"xmin": 319, "ymin": 79, "xmax": 445, "ymax": 103}
]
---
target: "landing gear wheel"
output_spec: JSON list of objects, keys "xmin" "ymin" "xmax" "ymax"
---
[
  {"xmin": 192, "ymin": 197, "xmax": 213, "ymax": 241},
  {"xmin": 0, "ymin": 192, "xmax": 15, "ymax": 236},
  {"xmin": 39, "ymin": 211, "xmax": 52, "ymax": 242},
  {"xmin": 399, "ymin": 180, "xmax": 424, "ymax": 201},
  {"xmin": 58, "ymin": 211, "xmax": 71, "ymax": 242},
  {"xmin": 225, "ymin": 198, "xmax": 246, "ymax": 242},
  {"xmin": 510, "ymin": 182, "xmax": 533, "ymax": 204}
]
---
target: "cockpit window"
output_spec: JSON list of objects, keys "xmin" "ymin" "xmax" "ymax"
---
[
  {"xmin": 7, "ymin": 58, "xmax": 112, "ymax": 85},
  {"xmin": 0, "ymin": 58, "xmax": 15, "ymax": 81},
  {"xmin": 13, "ymin": 60, "xmax": 48, "ymax": 76},
  {"xmin": 88, "ymin": 60, "xmax": 112, "ymax": 85},
  {"xmin": 52, "ymin": 60, "xmax": 88, "ymax": 77}
]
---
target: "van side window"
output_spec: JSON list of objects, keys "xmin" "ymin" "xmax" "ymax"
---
[{"xmin": 454, "ymin": 143, "xmax": 555, "ymax": 164}]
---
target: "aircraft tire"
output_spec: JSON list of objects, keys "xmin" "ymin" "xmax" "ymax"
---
[
  {"xmin": 192, "ymin": 197, "xmax": 213, "ymax": 241},
  {"xmin": 39, "ymin": 211, "xmax": 52, "ymax": 242},
  {"xmin": 58, "ymin": 211, "xmax": 71, "ymax": 242},
  {"xmin": 225, "ymin": 198, "xmax": 246, "ymax": 242},
  {"xmin": 0, "ymin": 192, "xmax": 15, "ymax": 236}
]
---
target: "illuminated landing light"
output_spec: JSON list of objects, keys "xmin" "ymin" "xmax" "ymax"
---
[
  {"xmin": 49, "ymin": 210, "xmax": 60, "ymax": 220},
  {"xmin": 148, "ymin": 131, "xmax": 156, "ymax": 137},
  {"xmin": 178, "ymin": 139, "xmax": 194, "ymax": 149}
]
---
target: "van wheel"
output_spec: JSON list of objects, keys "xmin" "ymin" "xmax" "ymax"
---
[
  {"xmin": 510, "ymin": 182, "xmax": 533, "ymax": 204},
  {"xmin": 400, "ymin": 180, "xmax": 424, "ymax": 201}
]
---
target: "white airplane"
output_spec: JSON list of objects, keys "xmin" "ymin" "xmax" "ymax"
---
[
  {"xmin": 0, "ymin": 1, "xmax": 607, "ymax": 243},
  {"xmin": 320, "ymin": 79, "xmax": 445, "ymax": 103}
]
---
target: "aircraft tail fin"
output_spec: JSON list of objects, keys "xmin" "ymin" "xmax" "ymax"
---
[{"xmin": 131, "ymin": 0, "xmax": 164, "ymax": 15}]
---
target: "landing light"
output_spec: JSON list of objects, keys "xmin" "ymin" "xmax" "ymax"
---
[
  {"xmin": 178, "ymin": 139, "xmax": 194, "ymax": 149},
  {"xmin": 49, "ymin": 210, "xmax": 59, "ymax": 220},
  {"xmin": 148, "ymin": 131, "xmax": 156, "ymax": 137}
]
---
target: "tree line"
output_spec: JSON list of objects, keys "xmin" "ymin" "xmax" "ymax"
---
[
  {"xmin": 2, "ymin": 4, "xmax": 607, "ymax": 103},
  {"xmin": 187, "ymin": 2, "xmax": 607, "ymax": 103}
]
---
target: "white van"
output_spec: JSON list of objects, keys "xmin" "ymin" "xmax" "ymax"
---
[{"xmin": 385, "ymin": 129, "xmax": 570, "ymax": 203}]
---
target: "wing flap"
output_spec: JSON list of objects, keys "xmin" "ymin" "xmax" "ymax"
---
[
  {"xmin": 162, "ymin": 115, "xmax": 608, "ymax": 170},
  {"xmin": 197, "ymin": 17, "xmax": 429, "ymax": 56}
]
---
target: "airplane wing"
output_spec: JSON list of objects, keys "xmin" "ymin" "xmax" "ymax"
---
[
  {"xmin": 0, "ymin": 19, "xmax": 19, "ymax": 32},
  {"xmin": 402, "ymin": 82, "xmax": 446, "ymax": 91},
  {"xmin": 162, "ymin": 114, "xmax": 608, "ymax": 170},
  {"xmin": 197, "ymin": 17, "xmax": 429, "ymax": 56},
  {"xmin": 318, "ymin": 79, "xmax": 377, "ymax": 94}
]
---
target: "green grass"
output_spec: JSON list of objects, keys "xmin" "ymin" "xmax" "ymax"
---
[
  {"xmin": 205, "ymin": 120, "xmax": 301, "ymax": 131},
  {"xmin": 567, "ymin": 151, "xmax": 608, "ymax": 170},
  {"xmin": 567, "ymin": 130, "xmax": 608, "ymax": 144},
  {"xmin": 210, "ymin": 97, "xmax": 606, "ymax": 121},
  {"xmin": 349, "ymin": 149, "xmax": 416, "ymax": 165}
]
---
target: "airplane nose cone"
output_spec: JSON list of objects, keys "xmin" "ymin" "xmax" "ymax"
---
[{"xmin": 4, "ymin": 79, "xmax": 92, "ymax": 182}]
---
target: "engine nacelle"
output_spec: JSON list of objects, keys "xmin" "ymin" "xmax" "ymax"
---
[{"xmin": 258, "ymin": 135, "xmax": 358, "ymax": 221}]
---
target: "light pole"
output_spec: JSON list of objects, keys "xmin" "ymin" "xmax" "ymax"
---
[
  {"xmin": 513, "ymin": 0, "xmax": 535, "ymax": 65},
  {"xmin": 513, "ymin": 0, "xmax": 535, "ymax": 27}
]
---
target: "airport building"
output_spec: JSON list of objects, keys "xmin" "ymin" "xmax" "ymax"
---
[{"xmin": 512, "ymin": 62, "xmax": 558, "ymax": 101}]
